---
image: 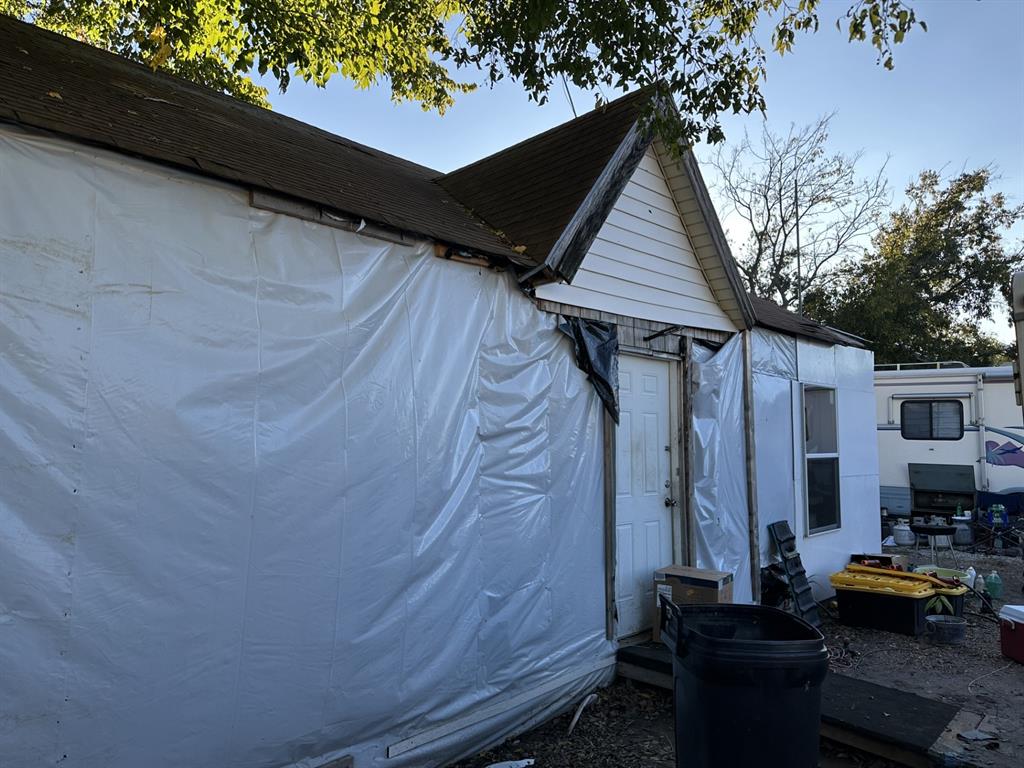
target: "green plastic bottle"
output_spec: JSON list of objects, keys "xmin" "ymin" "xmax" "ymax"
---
[{"xmin": 984, "ymin": 571, "xmax": 1003, "ymax": 600}]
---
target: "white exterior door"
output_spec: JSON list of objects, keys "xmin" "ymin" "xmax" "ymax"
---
[{"xmin": 615, "ymin": 355, "xmax": 673, "ymax": 638}]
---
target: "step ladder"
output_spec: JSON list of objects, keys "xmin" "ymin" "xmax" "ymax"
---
[{"xmin": 767, "ymin": 521, "xmax": 821, "ymax": 627}]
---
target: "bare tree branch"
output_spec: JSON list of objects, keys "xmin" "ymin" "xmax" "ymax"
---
[{"xmin": 708, "ymin": 114, "xmax": 891, "ymax": 309}]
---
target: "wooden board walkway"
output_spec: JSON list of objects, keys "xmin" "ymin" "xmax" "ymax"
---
[{"xmin": 617, "ymin": 643, "xmax": 980, "ymax": 767}]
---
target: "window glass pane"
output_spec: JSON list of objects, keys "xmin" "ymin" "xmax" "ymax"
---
[
  {"xmin": 900, "ymin": 400, "xmax": 963, "ymax": 440},
  {"xmin": 807, "ymin": 457, "xmax": 840, "ymax": 532},
  {"xmin": 901, "ymin": 401, "xmax": 932, "ymax": 439},
  {"xmin": 931, "ymin": 402, "xmax": 962, "ymax": 439},
  {"xmin": 804, "ymin": 387, "xmax": 837, "ymax": 454}
]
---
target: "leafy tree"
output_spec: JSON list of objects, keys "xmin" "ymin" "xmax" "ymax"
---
[
  {"xmin": 709, "ymin": 113, "xmax": 889, "ymax": 310},
  {"xmin": 0, "ymin": 0, "xmax": 925, "ymax": 144},
  {"xmin": 804, "ymin": 169, "xmax": 1024, "ymax": 366}
]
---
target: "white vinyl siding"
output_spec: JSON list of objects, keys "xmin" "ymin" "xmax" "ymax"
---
[
  {"xmin": 535, "ymin": 148, "xmax": 737, "ymax": 333},
  {"xmin": 656, "ymin": 141, "xmax": 745, "ymax": 325}
]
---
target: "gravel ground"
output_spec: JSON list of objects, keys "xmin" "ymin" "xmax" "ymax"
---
[{"xmin": 452, "ymin": 547, "xmax": 1023, "ymax": 768}]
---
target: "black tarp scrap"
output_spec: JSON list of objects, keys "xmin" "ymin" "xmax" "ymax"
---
[{"xmin": 559, "ymin": 317, "xmax": 619, "ymax": 423}]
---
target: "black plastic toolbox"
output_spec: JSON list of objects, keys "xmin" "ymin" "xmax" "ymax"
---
[{"xmin": 835, "ymin": 588, "xmax": 930, "ymax": 636}]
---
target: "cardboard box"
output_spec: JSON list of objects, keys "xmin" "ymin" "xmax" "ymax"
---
[
  {"xmin": 652, "ymin": 565, "xmax": 734, "ymax": 643},
  {"xmin": 850, "ymin": 553, "xmax": 909, "ymax": 571}
]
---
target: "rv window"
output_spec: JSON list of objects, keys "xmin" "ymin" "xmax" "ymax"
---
[
  {"xmin": 804, "ymin": 386, "xmax": 840, "ymax": 533},
  {"xmin": 900, "ymin": 400, "xmax": 964, "ymax": 440}
]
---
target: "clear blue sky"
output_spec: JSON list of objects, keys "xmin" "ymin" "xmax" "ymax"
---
[
  {"xmin": 263, "ymin": 0, "xmax": 1023, "ymax": 195},
  {"xmin": 262, "ymin": 0, "xmax": 1023, "ymax": 334}
]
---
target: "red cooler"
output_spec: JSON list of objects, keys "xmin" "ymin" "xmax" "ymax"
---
[{"xmin": 999, "ymin": 605, "xmax": 1024, "ymax": 664}]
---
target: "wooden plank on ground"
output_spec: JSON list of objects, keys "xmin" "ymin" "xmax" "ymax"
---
[
  {"xmin": 616, "ymin": 662, "xmax": 673, "ymax": 691},
  {"xmin": 820, "ymin": 723, "xmax": 931, "ymax": 768},
  {"xmin": 821, "ymin": 673, "xmax": 959, "ymax": 756},
  {"xmin": 615, "ymin": 648, "xmax": 975, "ymax": 768}
]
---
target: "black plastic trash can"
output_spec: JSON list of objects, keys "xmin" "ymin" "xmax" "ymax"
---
[{"xmin": 659, "ymin": 598, "xmax": 828, "ymax": 768}]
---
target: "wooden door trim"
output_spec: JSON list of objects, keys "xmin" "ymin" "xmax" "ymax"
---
[
  {"xmin": 602, "ymin": 408, "xmax": 617, "ymax": 641},
  {"xmin": 606, "ymin": 352, "xmax": 678, "ymax": 640}
]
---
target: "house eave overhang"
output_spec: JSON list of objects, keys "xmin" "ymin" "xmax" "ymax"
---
[
  {"xmin": 676, "ymin": 149, "xmax": 756, "ymax": 330},
  {"xmin": 531, "ymin": 118, "xmax": 654, "ymax": 286}
]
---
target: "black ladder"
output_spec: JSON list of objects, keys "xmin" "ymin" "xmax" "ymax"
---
[{"xmin": 767, "ymin": 521, "xmax": 821, "ymax": 627}]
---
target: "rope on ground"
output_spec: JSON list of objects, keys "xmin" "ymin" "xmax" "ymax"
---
[{"xmin": 967, "ymin": 662, "xmax": 1014, "ymax": 694}]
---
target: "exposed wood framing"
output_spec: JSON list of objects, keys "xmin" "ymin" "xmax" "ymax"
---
[
  {"xmin": 741, "ymin": 331, "xmax": 761, "ymax": 601},
  {"xmin": 602, "ymin": 409, "xmax": 618, "ymax": 641},
  {"xmin": 674, "ymin": 356, "xmax": 688, "ymax": 564},
  {"xmin": 681, "ymin": 336, "xmax": 697, "ymax": 566},
  {"xmin": 615, "ymin": 662, "xmax": 673, "ymax": 691},
  {"xmin": 431, "ymin": 242, "xmax": 498, "ymax": 270},
  {"xmin": 535, "ymin": 299, "xmax": 731, "ymax": 358},
  {"xmin": 251, "ymin": 191, "xmax": 513, "ymax": 273},
  {"xmin": 250, "ymin": 190, "xmax": 420, "ymax": 248}
]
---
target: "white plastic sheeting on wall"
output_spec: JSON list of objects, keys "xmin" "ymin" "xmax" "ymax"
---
[
  {"xmin": 0, "ymin": 127, "xmax": 613, "ymax": 768},
  {"xmin": 690, "ymin": 337, "xmax": 752, "ymax": 602},
  {"xmin": 751, "ymin": 329, "xmax": 880, "ymax": 598},
  {"xmin": 751, "ymin": 327, "xmax": 797, "ymax": 380},
  {"xmin": 752, "ymin": 372, "xmax": 797, "ymax": 563}
]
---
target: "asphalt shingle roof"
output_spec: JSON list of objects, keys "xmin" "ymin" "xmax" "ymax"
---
[
  {"xmin": 749, "ymin": 294, "xmax": 867, "ymax": 348},
  {"xmin": 1, "ymin": 18, "xmax": 864, "ymax": 349},
  {"xmin": 438, "ymin": 90, "xmax": 649, "ymax": 265},
  {"xmin": 0, "ymin": 15, "xmax": 521, "ymax": 262}
]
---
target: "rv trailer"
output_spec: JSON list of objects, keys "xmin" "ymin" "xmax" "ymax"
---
[{"xmin": 876, "ymin": 363, "xmax": 1024, "ymax": 515}]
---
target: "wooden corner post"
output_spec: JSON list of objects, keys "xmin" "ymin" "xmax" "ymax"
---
[
  {"xmin": 680, "ymin": 336, "xmax": 696, "ymax": 567},
  {"xmin": 602, "ymin": 408, "xmax": 617, "ymax": 640},
  {"xmin": 741, "ymin": 331, "xmax": 761, "ymax": 603}
]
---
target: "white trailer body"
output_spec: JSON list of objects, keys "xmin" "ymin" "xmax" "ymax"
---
[{"xmin": 875, "ymin": 365, "xmax": 1024, "ymax": 514}]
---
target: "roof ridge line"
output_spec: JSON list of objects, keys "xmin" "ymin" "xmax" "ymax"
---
[{"xmin": 438, "ymin": 88, "xmax": 650, "ymax": 181}]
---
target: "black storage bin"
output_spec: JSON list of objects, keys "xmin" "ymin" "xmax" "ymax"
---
[
  {"xmin": 835, "ymin": 588, "xmax": 929, "ymax": 636},
  {"xmin": 659, "ymin": 599, "xmax": 828, "ymax": 768}
]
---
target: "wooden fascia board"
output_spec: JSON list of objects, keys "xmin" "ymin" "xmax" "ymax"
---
[
  {"xmin": 677, "ymin": 150, "xmax": 756, "ymax": 329},
  {"xmin": 543, "ymin": 119, "xmax": 654, "ymax": 284}
]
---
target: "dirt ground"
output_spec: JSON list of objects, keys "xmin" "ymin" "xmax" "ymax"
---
[
  {"xmin": 453, "ymin": 547, "xmax": 1023, "ymax": 768},
  {"xmin": 450, "ymin": 679, "xmax": 896, "ymax": 768},
  {"xmin": 819, "ymin": 546, "xmax": 1024, "ymax": 768}
]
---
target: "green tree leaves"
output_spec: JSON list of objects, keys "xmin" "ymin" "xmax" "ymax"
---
[
  {"xmin": 805, "ymin": 169, "xmax": 1024, "ymax": 366},
  {"xmin": 1, "ymin": 1, "xmax": 924, "ymax": 144}
]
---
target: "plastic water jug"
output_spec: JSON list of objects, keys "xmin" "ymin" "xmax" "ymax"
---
[{"xmin": 985, "ymin": 571, "xmax": 1003, "ymax": 600}]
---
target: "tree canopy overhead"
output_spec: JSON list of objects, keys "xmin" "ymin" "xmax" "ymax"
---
[
  {"xmin": 0, "ymin": 0, "xmax": 924, "ymax": 145},
  {"xmin": 805, "ymin": 169, "xmax": 1024, "ymax": 367}
]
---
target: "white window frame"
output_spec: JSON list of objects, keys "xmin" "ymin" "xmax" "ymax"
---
[{"xmin": 803, "ymin": 385, "xmax": 841, "ymax": 535}]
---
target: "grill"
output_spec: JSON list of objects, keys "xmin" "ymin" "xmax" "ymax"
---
[{"xmin": 909, "ymin": 463, "xmax": 977, "ymax": 519}]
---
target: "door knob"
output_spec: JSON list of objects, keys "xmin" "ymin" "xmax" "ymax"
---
[{"xmin": 664, "ymin": 497, "xmax": 678, "ymax": 508}]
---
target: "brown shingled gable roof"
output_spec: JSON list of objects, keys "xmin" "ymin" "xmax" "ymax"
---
[
  {"xmin": 438, "ymin": 90, "xmax": 650, "ymax": 271},
  {"xmin": 0, "ymin": 15, "xmax": 522, "ymax": 263},
  {"xmin": 0, "ymin": 17, "xmax": 757, "ymax": 329},
  {"xmin": 748, "ymin": 294, "xmax": 867, "ymax": 348}
]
